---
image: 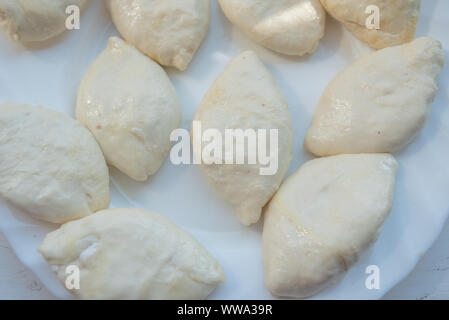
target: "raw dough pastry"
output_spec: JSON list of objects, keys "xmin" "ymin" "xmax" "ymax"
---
[
  {"xmin": 0, "ymin": 0, "xmax": 89, "ymax": 42},
  {"xmin": 77, "ymin": 37, "xmax": 181, "ymax": 181},
  {"xmin": 219, "ymin": 0, "xmax": 325, "ymax": 56},
  {"xmin": 320, "ymin": 0, "xmax": 420, "ymax": 49},
  {"xmin": 193, "ymin": 51, "xmax": 293, "ymax": 226},
  {"xmin": 39, "ymin": 208, "xmax": 225, "ymax": 300},
  {"xmin": 0, "ymin": 103, "xmax": 109, "ymax": 224},
  {"xmin": 106, "ymin": 0, "xmax": 210, "ymax": 71},
  {"xmin": 305, "ymin": 37, "xmax": 445, "ymax": 156},
  {"xmin": 263, "ymin": 153, "xmax": 398, "ymax": 298}
]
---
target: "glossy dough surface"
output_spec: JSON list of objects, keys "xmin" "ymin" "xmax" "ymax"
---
[
  {"xmin": 193, "ymin": 51, "xmax": 293, "ymax": 226},
  {"xmin": 219, "ymin": 0, "xmax": 325, "ymax": 56},
  {"xmin": 39, "ymin": 208, "xmax": 225, "ymax": 300},
  {"xmin": 0, "ymin": 103, "xmax": 109, "ymax": 224},
  {"xmin": 320, "ymin": 0, "xmax": 420, "ymax": 49},
  {"xmin": 305, "ymin": 37, "xmax": 445, "ymax": 156},
  {"xmin": 77, "ymin": 37, "xmax": 181, "ymax": 181},
  {"xmin": 263, "ymin": 154, "xmax": 398, "ymax": 298},
  {"xmin": 0, "ymin": 0, "xmax": 89, "ymax": 42},
  {"xmin": 106, "ymin": 0, "xmax": 210, "ymax": 70}
]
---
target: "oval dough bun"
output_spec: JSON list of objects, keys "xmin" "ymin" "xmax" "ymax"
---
[
  {"xmin": 305, "ymin": 37, "xmax": 445, "ymax": 156},
  {"xmin": 263, "ymin": 153, "xmax": 398, "ymax": 298},
  {"xmin": 0, "ymin": 103, "xmax": 109, "ymax": 224},
  {"xmin": 0, "ymin": 0, "xmax": 89, "ymax": 42},
  {"xmin": 106, "ymin": 0, "xmax": 210, "ymax": 71},
  {"xmin": 193, "ymin": 51, "xmax": 293, "ymax": 225},
  {"xmin": 77, "ymin": 37, "xmax": 181, "ymax": 181},
  {"xmin": 219, "ymin": 0, "xmax": 326, "ymax": 56},
  {"xmin": 320, "ymin": 0, "xmax": 420, "ymax": 49},
  {"xmin": 39, "ymin": 208, "xmax": 225, "ymax": 300}
]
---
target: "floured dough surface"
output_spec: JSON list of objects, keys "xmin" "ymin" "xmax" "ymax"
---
[
  {"xmin": 106, "ymin": 0, "xmax": 210, "ymax": 71},
  {"xmin": 0, "ymin": 103, "xmax": 109, "ymax": 224},
  {"xmin": 263, "ymin": 153, "xmax": 398, "ymax": 298},
  {"xmin": 39, "ymin": 208, "xmax": 225, "ymax": 300},
  {"xmin": 219, "ymin": 0, "xmax": 325, "ymax": 56},
  {"xmin": 305, "ymin": 37, "xmax": 445, "ymax": 156},
  {"xmin": 193, "ymin": 51, "xmax": 293, "ymax": 226},
  {"xmin": 0, "ymin": 0, "xmax": 89, "ymax": 42},
  {"xmin": 320, "ymin": 0, "xmax": 420, "ymax": 49},
  {"xmin": 77, "ymin": 37, "xmax": 181, "ymax": 181}
]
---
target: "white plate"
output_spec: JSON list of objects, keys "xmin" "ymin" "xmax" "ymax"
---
[{"xmin": 0, "ymin": 0, "xmax": 448, "ymax": 300}]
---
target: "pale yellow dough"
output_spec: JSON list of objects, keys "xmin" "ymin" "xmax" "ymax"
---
[
  {"xmin": 0, "ymin": 103, "xmax": 109, "ymax": 224},
  {"xmin": 263, "ymin": 153, "xmax": 398, "ymax": 298},
  {"xmin": 305, "ymin": 37, "xmax": 445, "ymax": 156},
  {"xmin": 77, "ymin": 37, "xmax": 181, "ymax": 181},
  {"xmin": 320, "ymin": 0, "xmax": 420, "ymax": 49},
  {"xmin": 219, "ymin": 0, "xmax": 326, "ymax": 56},
  {"xmin": 0, "ymin": 0, "xmax": 89, "ymax": 42},
  {"xmin": 39, "ymin": 208, "xmax": 225, "ymax": 300},
  {"xmin": 106, "ymin": 0, "xmax": 210, "ymax": 71},
  {"xmin": 193, "ymin": 51, "xmax": 293, "ymax": 226}
]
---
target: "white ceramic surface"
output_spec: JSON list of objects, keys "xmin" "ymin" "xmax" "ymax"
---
[{"xmin": 0, "ymin": 0, "xmax": 448, "ymax": 300}]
